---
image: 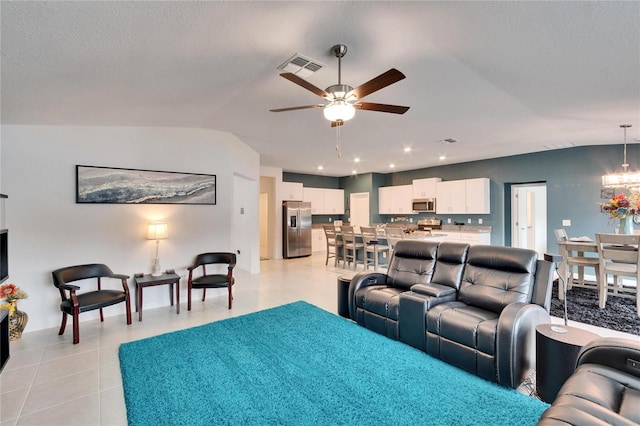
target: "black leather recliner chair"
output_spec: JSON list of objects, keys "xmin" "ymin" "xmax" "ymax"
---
[
  {"xmin": 426, "ymin": 245, "xmax": 552, "ymax": 388},
  {"xmin": 537, "ymin": 337, "xmax": 640, "ymax": 425}
]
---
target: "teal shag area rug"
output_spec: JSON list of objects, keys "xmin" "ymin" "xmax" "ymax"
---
[{"xmin": 119, "ymin": 301, "xmax": 548, "ymax": 425}]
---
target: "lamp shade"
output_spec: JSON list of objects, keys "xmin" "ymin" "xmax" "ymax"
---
[{"xmin": 147, "ymin": 222, "xmax": 168, "ymax": 240}]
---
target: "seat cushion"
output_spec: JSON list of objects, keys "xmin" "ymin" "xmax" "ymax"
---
[
  {"xmin": 356, "ymin": 286, "xmax": 404, "ymax": 320},
  {"xmin": 60, "ymin": 290, "xmax": 126, "ymax": 314},
  {"xmin": 434, "ymin": 305, "xmax": 498, "ymax": 353},
  {"xmin": 191, "ymin": 274, "xmax": 232, "ymax": 288}
]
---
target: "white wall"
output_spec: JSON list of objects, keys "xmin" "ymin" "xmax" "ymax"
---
[{"xmin": 1, "ymin": 125, "xmax": 260, "ymax": 332}]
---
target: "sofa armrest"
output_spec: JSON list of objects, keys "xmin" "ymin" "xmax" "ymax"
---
[
  {"xmin": 577, "ymin": 337, "xmax": 640, "ymax": 378},
  {"xmin": 496, "ymin": 302, "xmax": 551, "ymax": 388},
  {"xmin": 410, "ymin": 283, "xmax": 456, "ymax": 298},
  {"xmin": 348, "ymin": 271, "xmax": 388, "ymax": 320}
]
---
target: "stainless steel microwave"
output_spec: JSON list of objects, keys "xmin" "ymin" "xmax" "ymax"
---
[{"xmin": 412, "ymin": 198, "xmax": 436, "ymax": 212}]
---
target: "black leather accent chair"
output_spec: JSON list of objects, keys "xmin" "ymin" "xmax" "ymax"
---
[
  {"xmin": 538, "ymin": 338, "xmax": 640, "ymax": 425},
  {"xmin": 52, "ymin": 263, "xmax": 131, "ymax": 344},
  {"xmin": 349, "ymin": 240, "xmax": 468, "ymax": 340},
  {"xmin": 426, "ymin": 245, "xmax": 552, "ymax": 388},
  {"xmin": 187, "ymin": 252, "xmax": 236, "ymax": 310}
]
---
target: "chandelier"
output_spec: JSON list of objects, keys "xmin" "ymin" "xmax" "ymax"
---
[{"xmin": 602, "ymin": 124, "xmax": 640, "ymax": 189}]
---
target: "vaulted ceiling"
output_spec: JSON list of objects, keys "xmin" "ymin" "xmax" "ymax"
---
[{"xmin": 2, "ymin": 1, "xmax": 639, "ymax": 176}]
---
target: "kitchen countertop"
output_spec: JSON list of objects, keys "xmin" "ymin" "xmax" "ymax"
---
[{"xmin": 438, "ymin": 225, "xmax": 492, "ymax": 233}]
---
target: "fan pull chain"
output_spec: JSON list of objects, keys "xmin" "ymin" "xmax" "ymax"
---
[{"xmin": 335, "ymin": 125, "xmax": 342, "ymax": 158}]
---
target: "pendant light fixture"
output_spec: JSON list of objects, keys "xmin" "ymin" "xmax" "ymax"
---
[{"xmin": 602, "ymin": 124, "xmax": 640, "ymax": 189}]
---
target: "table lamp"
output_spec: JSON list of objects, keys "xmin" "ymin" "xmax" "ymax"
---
[{"xmin": 147, "ymin": 222, "xmax": 168, "ymax": 276}]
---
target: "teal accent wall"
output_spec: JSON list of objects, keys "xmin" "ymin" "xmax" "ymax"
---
[{"xmin": 283, "ymin": 144, "xmax": 635, "ymax": 248}]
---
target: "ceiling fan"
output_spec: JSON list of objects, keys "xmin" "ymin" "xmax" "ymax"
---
[{"xmin": 270, "ymin": 44, "xmax": 410, "ymax": 127}]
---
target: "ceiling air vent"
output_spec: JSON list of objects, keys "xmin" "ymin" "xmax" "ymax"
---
[
  {"xmin": 278, "ymin": 54, "xmax": 325, "ymax": 79},
  {"xmin": 436, "ymin": 138, "xmax": 459, "ymax": 144}
]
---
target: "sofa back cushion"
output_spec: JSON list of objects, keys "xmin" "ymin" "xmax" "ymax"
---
[
  {"xmin": 458, "ymin": 245, "xmax": 538, "ymax": 313},
  {"xmin": 431, "ymin": 242, "xmax": 470, "ymax": 290},
  {"xmin": 387, "ymin": 240, "xmax": 438, "ymax": 290}
]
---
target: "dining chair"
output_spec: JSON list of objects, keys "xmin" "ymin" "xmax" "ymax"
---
[
  {"xmin": 323, "ymin": 224, "xmax": 343, "ymax": 266},
  {"xmin": 360, "ymin": 226, "xmax": 389, "ymax": 270},
  {"xmin": 187, "ymin": 252, "xmax": 236, "ymax": 310},
  {"xmin": 385, "ymin": 227, "xmax": 405, "ymax": 253},
  {"xmin": 555, "ymin": 228, "xmax": 600, "ymax": 293},
  {"xmin": 595, "ymin": 233, "xmax": 640, "ymax": 316},
  {"xmin": 52, "ymin": 263, "xmax": 132, "ymax": 344},
  {"xmin": 340, "ymin": 225, "xmax": 365, "ymax": 270}
]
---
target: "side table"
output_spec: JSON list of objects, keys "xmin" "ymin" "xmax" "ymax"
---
[
  {"xmin": 337, "ymin": 275, "xmax": 353, "ymax": 319},
  {"xmin": 535, "ymin": 324, "xmax": 599, "ymax": 403},
  {"xmin": 134, "ymin": 272, "xmax": 180, "ymax": 321}
]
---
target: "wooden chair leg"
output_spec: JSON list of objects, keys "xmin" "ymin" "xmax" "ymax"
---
[
  {"xmin": 58, "ymin": 313, "xmax": 67, "ymax": 336},
  {"xmin": 228, "ymin": 285, "xmax": 232, "ymax": 309},
  {"xmin": 72, "ymin": 308, "xmax": 80, "ymax": 345},
  {"xmin": 125, "ymin": 294, "xmax": 132, "ymax": 325},
  {"xmin": 99, "ymin": 308, "xmax": 104, "ymax": 322},
  {"xmin": 188, "ymin": 284, "xmax": 192, "ymax": 311},
  {"xmin": 202, "ymin": 289, "xmax": 207, "ymax": 302}
]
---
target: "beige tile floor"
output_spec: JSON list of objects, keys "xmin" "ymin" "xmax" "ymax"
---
[{"xmin": 1, "ymin": 253, "xmax": 638, "ymax": 425}]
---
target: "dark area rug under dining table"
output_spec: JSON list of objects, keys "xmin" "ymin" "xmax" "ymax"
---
[{"xmin": 550, "ymin": 284, "xmax": 639, "ymax": 335}]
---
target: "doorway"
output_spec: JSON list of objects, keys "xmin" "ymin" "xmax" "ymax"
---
[
  {"xmin": 349, "ymin": 192, "xmax": 370, "ymax": 232},
  {"xmin": 511, "ymin": 183, "xmax": 547, "ymax": 255}
]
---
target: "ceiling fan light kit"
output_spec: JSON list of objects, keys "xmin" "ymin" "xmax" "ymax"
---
[{"xmin": 271, "ymin": 44, "xmax": 409, "ymax": 126}]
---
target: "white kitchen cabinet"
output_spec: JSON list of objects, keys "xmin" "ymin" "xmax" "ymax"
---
[
  {"xmin": 436, "ymin": 178, "xmax": 490, "ymax": 214},
  {"xmin": 311, "ymin": 228, "xmax": 326, "ymax": 252},
  {"xmin": 379, "ymin": 185, "xmax": 416, "ymax": 215},
  {"xmin": 412, "ymin": 178, "xmax": 441, "ymax": 199},
  {"xmin": 303, "ymin": 187, "xmax": 324, "ymax": 214},
  {"xmin": 303, "ymin": 188, "xmax": 344, "ymax": 215},
  {"xmin": 323, "ymin": 189, "xmax": 345, "ymax": 214},
  {"xmin": 281, "ymin": 182, "xmax": 303, "ymax": 201},
  {"xmin": 464, "ymin": 178, "xmax": 491, "ymax": 214},
  {"xmin": 436, "ymin": 180, "xmax": 466, "ymax": 214},
  {"xmin": 378, "ymin": 186, "xmax": 393, "ymax": 214}
]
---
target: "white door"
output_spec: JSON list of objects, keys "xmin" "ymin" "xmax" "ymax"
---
[
  {"xmin": 349, "ymin": 192, "xmax": 370, "ymax": 232},
  {"xmin": 511, "ymin": 183, "xmax": 547, "ymax": 255},
  {"xmin": 259, "ymin": 192, "xmax": 269, "ymax": 259}
]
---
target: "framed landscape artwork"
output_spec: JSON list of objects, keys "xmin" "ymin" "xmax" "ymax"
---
[{"xmin": 76, "ymin": 165, "xmax": 216, "ymax": 205}]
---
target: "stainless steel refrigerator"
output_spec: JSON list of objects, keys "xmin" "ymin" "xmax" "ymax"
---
[{"xmin": 283, "ymin": 201, "xmax": 312, "ymax": 258}]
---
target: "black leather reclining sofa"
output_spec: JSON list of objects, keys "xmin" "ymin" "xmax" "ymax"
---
[{"xmin": 347, "ymin": 239, "xmax": 553, "ymax": 388}]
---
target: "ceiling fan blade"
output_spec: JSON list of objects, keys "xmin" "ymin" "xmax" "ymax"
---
[
  {"xmin": 355, "ymin": 102, "xmax": 410, "ymax": 114},
  {"xmin": 280, "ymin": 73, "xmax": 328, "ymax": 98},
  {"xmin": 350, "ymin": 69, "xmax": 406, "ymax": 100},
  {"xmin": 270, "ymin": 104, "xmax": 325, "ymax": 112}
]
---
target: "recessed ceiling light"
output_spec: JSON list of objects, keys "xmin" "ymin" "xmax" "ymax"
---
[
  {"xmin": 404, "ymin": 147, "xmax": 412, "ymax": 153},
  {"xmin": 352, "ymin": 170, "xmax": 357, "ymax": 175},
  {"xmin": 439, "ymin": 155, "xmax": 446, "ymax": 161},
  {"xmin": 317, "ymin": 165, "xmax": 323, "ymax": 170},
  {"xmin": 390, "ymin": 164, "xmax": 395, "ymax": 169},
  {"xmin": 354, "ymin": 157, "xmax": 360, "ymax": 163}
]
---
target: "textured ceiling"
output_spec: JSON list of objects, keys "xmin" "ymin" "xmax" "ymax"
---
[{"xmin": 2, "ymin": 1, "xmax": 639, "ymax": 177}]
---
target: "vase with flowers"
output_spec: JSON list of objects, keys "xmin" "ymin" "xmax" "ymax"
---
[
  {"xmin": 600, "ymin": 192, "xmax": 640, "ymax": 234},
  {"xmin": 0, "ymin": 283, "xmax": 29, "ymax": 340}
]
